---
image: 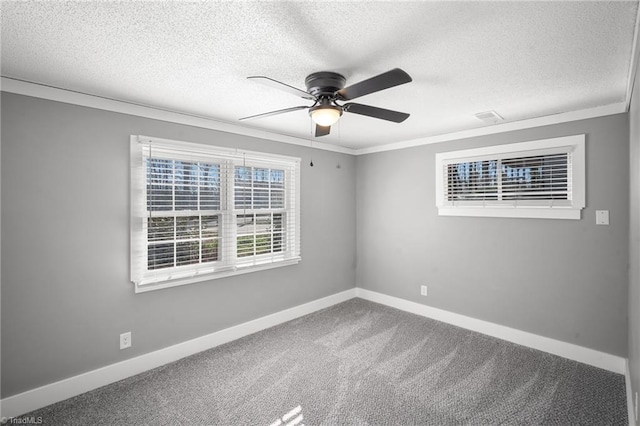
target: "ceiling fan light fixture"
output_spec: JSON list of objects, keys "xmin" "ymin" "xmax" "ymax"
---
[
  {"xmin": 309, "ymin": 105, "xmax": 342, "ymax": 127},
  {"xmin": 242, "ymin": 69, "xmax": 412, "ymax": 136}
]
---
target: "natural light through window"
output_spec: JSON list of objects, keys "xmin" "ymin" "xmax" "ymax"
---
[
  {"xmin": 270, "ymin": 405, "xmax": 304, "ymax": 426},
  {"xmin": 130, "ymin": 136, "xmax": 301, "ymax": 292},
  {"xmin": 435, "ymin": 135, "xmax": 585, "ymax": 219}
]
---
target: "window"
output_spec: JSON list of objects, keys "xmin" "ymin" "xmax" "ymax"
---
[
  {"xmin": 435, "ymin": 135, "xmax": 585, "ymax": 219},
  {"xmin": 130, "ymin": 136, "xmax": 301, "ymax": 292}
]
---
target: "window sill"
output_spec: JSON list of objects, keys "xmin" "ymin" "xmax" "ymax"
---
[
  {"xmin": 437, "ymin": 206, "xmax": 582, "ymax": 220},
  {"xmin": 134, "ymin": 257, "xmax": 302, "ymax": 293}
]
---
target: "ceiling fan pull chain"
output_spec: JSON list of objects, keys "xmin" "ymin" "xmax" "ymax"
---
[{"xmin": 309, "ymin": 120, "xmax": 315, "ymax": 167}]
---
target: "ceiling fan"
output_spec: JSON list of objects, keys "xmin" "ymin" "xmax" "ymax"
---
[{"xmin": 239, "ymin": 68, "xmax": 412, "ymax": 137}]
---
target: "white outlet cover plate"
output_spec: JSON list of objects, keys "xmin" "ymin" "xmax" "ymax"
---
[
  {"xmin": 120, "ymin": 332, "xmax": 132, "ymax": 350},
  {"xmin": 596, "ymin": 210, "xmax": 609, "ymax": 225}
]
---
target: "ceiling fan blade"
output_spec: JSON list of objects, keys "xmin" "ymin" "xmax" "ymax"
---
[
  {"xmin": 315, "ymin": 124, "xmax": 331, "ymax": 137},
  {"xmin": 239, "ymin": 106, "xmax": 309, "ymax": 121},
  {"xmin": 247, "ymin": 76, "xmax": 315, "ymax": 100},
  {"xmin": 338, "ymin": 68, "xmax": 412, "ymax": 101},
  {"xmin": 343, "ymin": 103, "xmax": 410, "ymax": 123}
]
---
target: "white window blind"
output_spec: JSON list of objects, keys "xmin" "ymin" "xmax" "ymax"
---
[
  {"xmin": 131, "ymin": 135, "xmax": 301, "ymax": 292},
  {"xmin": 435, "ymin": 135, "xmax": 585, "ymax": 219}
]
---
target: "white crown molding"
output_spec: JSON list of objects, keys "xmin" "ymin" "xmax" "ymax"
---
[
  {"xmin": 1, "ymin": 77, "xmax": 629, "ymax": 158},
  {"xmin": 355, "ymin": 288, "xmax": 626, "ymax": 375},
  {"xmin": 355, "ymin": 102, "xmax": 628, "ymax": 155},
  {"xmin": 0, "ymin": 288, "xmax": 358, "ymax": 419},
  {"xmin": 625, "ymin": 2, "xmax": 640, "ymax": 111},
  {"xmin": 0, "ymin": 77, "xmax": 356, "ymax": 156}
]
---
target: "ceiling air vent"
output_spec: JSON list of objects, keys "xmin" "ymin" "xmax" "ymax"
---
[{"xmin": 474, "ymin": 110, "xmax": 504, "ymax": 124}]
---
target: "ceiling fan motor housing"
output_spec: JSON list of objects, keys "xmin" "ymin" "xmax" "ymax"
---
[
  {"xmin": 305, "ymin": 72, "xmax": 346, "ymax": 97},
  {"xmin": 241, "ymin": 68, "xmax": 412, "ymax": 135}
]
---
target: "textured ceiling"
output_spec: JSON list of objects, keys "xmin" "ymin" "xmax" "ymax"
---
[{"xmin": 1, "ymin": 1, "xmax": 638, "ymax": 151}]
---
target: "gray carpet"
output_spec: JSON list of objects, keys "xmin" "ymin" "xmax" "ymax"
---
[{"xmin": 16, "ymin": 298, "xmax": 627, "ymax": 425}]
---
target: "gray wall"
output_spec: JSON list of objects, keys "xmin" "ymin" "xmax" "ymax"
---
[
  {"xmin": 356, "ymin": 114, "xmax": 629, "ymax": 356},
  {"xmin": 1, "ymin": 90, "xmax": 632, "ymax": 402},
  {"xmin": 0, "ymin": 93, "xmax": 357, "ymax": 398},
  {"xmin": 629, "ymin": 54, "xmax": 640, "ymax": 424}
]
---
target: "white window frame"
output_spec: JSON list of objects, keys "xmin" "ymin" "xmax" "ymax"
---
[
  {"xmin": 435, "ymin": 134, "xmax": 585, "ymax": 220},
  {"xmin": 130, "ymin": 135, "xmax": 301, "ymax": 293}
]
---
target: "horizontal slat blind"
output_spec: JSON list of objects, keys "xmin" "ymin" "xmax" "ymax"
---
[
  {"xmin": 145, "ymin": 154, "xmax": 224, "ymax": 273},
  {"xmin": 131, "ymin": 136, "xmax": 301, "ymax": 290},
  {"xmin": 435, "ymin": 135, "xmax": 585, "ymax": 219},
  {"xmin": 444, "ymin": 152, "xmax": 572, "ymax": 205},
  {"xmin": 501, "ymin": 153, "xmax": 570, "ymax": 200}
]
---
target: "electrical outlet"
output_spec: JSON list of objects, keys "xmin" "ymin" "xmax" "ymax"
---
[
  {"xmin": 421, "ymin": 285, "xmax": 428, "ymax": 296},
  {"xmin": 120, "ymin": 332, "xmax": 132, "ymax": 350}
]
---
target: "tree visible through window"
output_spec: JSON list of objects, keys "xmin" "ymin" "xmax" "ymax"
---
[
  {"xmin": 446, "ymin": 153, "xmax": 569, "ymax": 202},
  {"xmin": 234, "ymin": 166, "xmax": 286, "ymax": 259},
  {"xmin": 435, "ymin": 135, "xmax": 585, "ymax": 219},
  {"xmin": 146, "ymin": 159, "xmax": 221, "ymax": 270},
  {"xmin": 130, "ymin": 136, "xmax": 301, "ymax": 292}
]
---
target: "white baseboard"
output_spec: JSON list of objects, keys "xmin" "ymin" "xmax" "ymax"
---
[
  {"xmin": 0, "ymin": 288, "xmax": 357, "ymax": 419},
  {"xmin": 356, "ymin": 288, "xmax": 626, "ymax": 374},
  {"xmin": 1, "ymin": 287, "xmax": 628, "ymax": 419},
  {"xmin": 627, "ymin": 360, "xmax": 637, "ymax": 425}
]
